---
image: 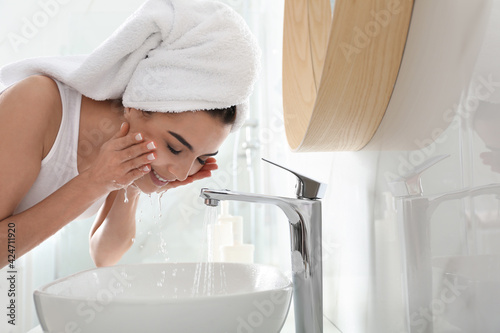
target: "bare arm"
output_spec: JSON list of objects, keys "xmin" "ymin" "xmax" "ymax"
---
[
  {"xmin": 1, "ymin": 173, "xmax": 111, "ymax": 268},
  {"xmin": 89, "ymin": 186, "xmax": 141, "ymax": 267},
  {"xmin": 0, "ymin": 76, "xmax": 154, "ymax": 268}
]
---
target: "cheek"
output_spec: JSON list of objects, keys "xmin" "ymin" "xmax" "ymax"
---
[
  {"xmin": 126, "ymin": 115, "xmax": 155, "ymax": 140},
  {"xmin": 189, "ymin": 163, "xmax": 204, "ymax": 176}
]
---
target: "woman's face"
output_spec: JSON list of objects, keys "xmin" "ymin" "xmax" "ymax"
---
[{"xmin": 125, "ymin": 108, "xmax": 232, "ymax": 193}]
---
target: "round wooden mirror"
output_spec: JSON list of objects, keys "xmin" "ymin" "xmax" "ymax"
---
[{"xmin": 283, "ymin": 0, "xmax": 414, "ymax": 151}]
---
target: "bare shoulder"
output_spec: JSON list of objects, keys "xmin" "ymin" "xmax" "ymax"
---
[
  {"xmin": 0, "ymin": 75, "xmax": 63, "ymax": 220},
  {"xmin": 0, "ymin": 75, "xmax": 62, "ymax": 152},
  {"xmin": 0, "ymin": 75, "xmax": 61, "ymax": 115}
]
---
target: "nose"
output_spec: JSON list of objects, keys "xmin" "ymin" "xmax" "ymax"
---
[{"xmin": 168, "ymin": 160, "xmax": 194, "ymax": 182}]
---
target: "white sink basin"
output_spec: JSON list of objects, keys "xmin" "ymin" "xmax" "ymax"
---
[{"xmin": 34, "ymin": 262, "xmax": 293, "ymax": 333}]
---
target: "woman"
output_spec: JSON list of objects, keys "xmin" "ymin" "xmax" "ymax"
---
[{"xmin": 0, "ymin": 0, "xmax": 260, "ymax": 268}]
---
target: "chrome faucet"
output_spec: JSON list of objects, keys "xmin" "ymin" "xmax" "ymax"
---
[{"xmin": 200, "ymin": 158, "xmax": 327, "ymax": 333}]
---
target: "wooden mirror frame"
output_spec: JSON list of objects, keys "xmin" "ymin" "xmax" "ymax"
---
[{"xmin": 283, "ymin": 0, "xmax": 415, "ymax": 151}]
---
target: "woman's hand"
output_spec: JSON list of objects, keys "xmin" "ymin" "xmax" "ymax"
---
[
  {"xmin": 157, "ymin": 157, "xmax": 218, "ymax": 192},
  {"xmin": 84, "ymin": 122, "xmax": 156, "ymax": 193}
]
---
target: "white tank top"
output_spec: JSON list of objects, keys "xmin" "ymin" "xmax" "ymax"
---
[{"xmin": 13, "ymin": 80, "xmax": 106, "ymax": 219}]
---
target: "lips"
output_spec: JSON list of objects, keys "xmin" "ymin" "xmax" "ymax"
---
[{"xmin": 150, "ymin": 168, "xmax": 172, "ymax": 187}]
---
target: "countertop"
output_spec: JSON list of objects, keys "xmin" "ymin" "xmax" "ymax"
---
[
  {"xmin": 280, "ymin": 303, "xmax": 341, "ymax": 333},
  {"xmin": 28, "ymin": 304, "xmax": 342, "ymax": 333}
]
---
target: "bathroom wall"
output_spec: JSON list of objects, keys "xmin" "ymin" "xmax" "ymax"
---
[
  {"xmin": 280, "ymin": 1, "xmax": 499, "ymax": 332},
  {"xmin": 257, "ymin": 1, "xmax": 500, "ymax": 332},
  {"xmin": 1, "ymin": 0, "xmax": 499, "ymax": 332}
]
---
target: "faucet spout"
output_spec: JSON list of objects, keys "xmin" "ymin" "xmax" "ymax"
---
[
  {"xmin": 204, "ymin": 198, "xmax": 220, "ymax": 207},
  {"xmin": 200, "ymin": 188, "xmax": 323, "ymax": 333},
  {"xmin": 200, "ymin": 188, "xmax": 302, "ymax": 223}
]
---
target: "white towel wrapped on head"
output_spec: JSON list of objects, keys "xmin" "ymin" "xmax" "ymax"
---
[{"xmin": 0, "ymin": 0, "xmax": 261, "ymax": 131}]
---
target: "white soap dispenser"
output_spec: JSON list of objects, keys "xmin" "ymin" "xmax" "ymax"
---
[
  {"xmin": 221, "ymin": 206, "xmax": 254, "ymax": 264},
  {"xmin": 207, "ymin": 201, "xmax": 233, "ymax": 262}
]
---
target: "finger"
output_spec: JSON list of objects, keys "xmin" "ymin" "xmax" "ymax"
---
[
  {"xmin": 122, "ymin": 165, "xmax": 151, "ymax": 185},
  {"xmin": 203, "ymin": 159, "xmax": 217, "ymax": 166},
  {"xmin": 122, "ymin": 151, "xmax": 156, "ymax": 173},
  {"xmin": 110, "ymin": 166, "xmax": 150, "ymax": 189},
  {"xmin": 120, "ymin": 141, "xmax": 156, "ymax": 162},
  {"xmin": 189, "ymin": 170, "xmax": 212, "ymax": 181},
  {"xmin": 199, "ymin": 163, "xmax": 218, "ymax": 173},
  {"xmin": 201, "ymin": 158, "xmax": 217, "ymax": 166},
  {"xmin": 113, "ymin": 122, "xmax": 130, "ymax": 139},
  {"xmin": 202, "ymin": 162, "xmax": 218, "ymax": 170},
  {"xmin": 110, "ymin": 131, "xmax": 146, "ymax": 151}
]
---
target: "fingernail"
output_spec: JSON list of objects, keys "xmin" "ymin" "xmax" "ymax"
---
[
  {"xmin": 147, "ymin": 153, "xmax": 155, "ymax": 161},
  {"xmin": 135, "ymin": 133, "xmax": 143, "ymax": 141},
  {"xmin": 142, "ymin": 165, "xmax": 150, "ymax": 172},
  {"xmin": 120, "ymin": 122, "xmax": 126, "ymax": 130},
  {"xmin": 147, "ymin": 141, "xmax": 156, "ymax": 150}
]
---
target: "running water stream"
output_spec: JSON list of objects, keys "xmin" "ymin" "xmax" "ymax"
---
[
  {"xmin": 138, "ymin": 193, "xmax": 228, "ymax": 298},
  {"xmin": 192, "ymin": 206, "xmax": 228, "ymax": 297}
]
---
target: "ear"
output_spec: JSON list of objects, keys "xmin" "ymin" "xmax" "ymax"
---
[{"xmin": 123, "ymin": 107, "xmax": 132, "ymax": 120}]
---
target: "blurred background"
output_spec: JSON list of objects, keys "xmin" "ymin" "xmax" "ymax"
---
[{"xmin": 0, "ymin": 0, "xmax": 499, "ymax": 332}]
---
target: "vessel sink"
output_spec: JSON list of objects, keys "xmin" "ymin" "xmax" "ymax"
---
[{"xmin": 34, "ymin": 262, "xmax": 293, "ymax": 333}]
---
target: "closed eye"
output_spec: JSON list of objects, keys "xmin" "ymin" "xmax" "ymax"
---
[
  {"xmin": 169, "ymin": 144, "xmax": 206, "ymax": 165},
  {"xmin": 168, "ymin": 145, "xmax": 181, "ymax": 155}
]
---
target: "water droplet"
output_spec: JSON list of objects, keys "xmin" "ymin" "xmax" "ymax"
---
[
  {"xmin": 158, "ymin": 192, "xmax": 164, "ymax": 217},
  {"xmin": 123, "ymin": 187, "xmax": 129, "ymax": 203}
]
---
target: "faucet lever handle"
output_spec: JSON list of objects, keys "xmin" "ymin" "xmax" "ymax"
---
[
  {"xmin": 388, "ymin": 154, "xmax": 450, "ymax": 197},
  {"xmin": 262, "ymin": 158, "xmax": 327, "ymax": 199}
]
